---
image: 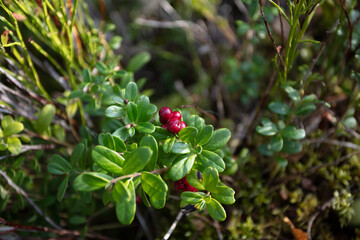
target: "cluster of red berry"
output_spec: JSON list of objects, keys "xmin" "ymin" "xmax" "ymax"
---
[
  {"xmin": 174, "ymin": 176, "xmax": 198, "ymax": 192},
  {"xmin": 159, "ymin": 107, "xmax": 187, "ymax": 134}
]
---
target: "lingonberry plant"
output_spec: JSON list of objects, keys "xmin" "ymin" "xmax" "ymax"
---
[{"xmin": 47, "ymin": 66, "xmax": 235, "ymax": 225}]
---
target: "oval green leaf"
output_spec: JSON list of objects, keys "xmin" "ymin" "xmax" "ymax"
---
[
  {"xmin": 141, "ymin": 172, "xmax": 168, "ymax": 209},
  {"xmin": 73, "ymin": 172, "xmax": 113, "ymax": 191},
  {"xmin": 169, "ymin": 154, "xmax": 196, "ymax": 181},
  {"xmin": 122, "ymin": 147, "xmax": 152, "ymax": 174},
  {"xmin": 92, "ymin": 145, "xmax": 124, "ymax": 174},
  {"xmin": 48, "ymin": 154, "xmax": 72, "ymax": 175},
  {"xmin": 203, "ymin": 128, "xmax": 231, "ymax": 151}
]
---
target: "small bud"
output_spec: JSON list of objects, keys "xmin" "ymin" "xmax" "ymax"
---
[
  {"xmin": 124, "ymin": 99, "xmax": 129, "ymax": 104},
  {"xmin": 125, "ymin": 123, "xmax": 132, "ymax": 129}
]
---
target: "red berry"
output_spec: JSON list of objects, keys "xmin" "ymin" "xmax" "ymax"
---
[
  {"xmin": 172, "ymin": 111, "xmax": 182, "ymax": 120},
  {"xmin": 185, "ymin": 184, "xmax": 198, "ymax": 192},
  {"xmin": 136, "ymin": 195, "xmax": 142, "ymax": 204},
  {"xmin": 174, "ymin": 181, "xmax": 185, "ymax": 191},
  {"xmin": 161, "ymin": 123, "xmax": 168, "ymax": 130},
  {"xmin": 159, "ymin": 107, "xmax": 173, "ymax": 124},
  {"xmin": 179, "ymin": 121, "xmax": 187, "ymax": 130},
  {"xmin": 167, "ymin": 119, "xmax": 182, "ymax": 134}
]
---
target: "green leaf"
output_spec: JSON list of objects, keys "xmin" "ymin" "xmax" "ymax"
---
[
  {"xmin": 140, "ymin": 135, "xmax": 158, "ymax": 171},
  {"xmin": 169, "ymin": 154, "xmax": 196, "ymax": 180},
  {"xmin": 270, "ymin": 135, "xmax": 283, "ymax": 152},
  {"xmin": 3, "ymin": 122, "xmax": 23, "ymax": 137},
  {"xmin": 105, "ymin": 106, "xmax": 126, "ymax": 118},
  {"xmin": 1, "ymin": 30, "xmax": 9, "ymax": 45},
  {"xmin": 34, "ymin": 104, "xmax": 56, "ymax": 133},
  {"xmin": 73, "ymin": 172, "xmax": 113, "ymax": 191},
  {"xmin": 171, "ymin": 142, "xmax": 192, "ymax": 154},
  {"xmin": 181, "ymin": 192, "xmax": 206, "ymax": 204},
  {"xmin": 6, "ymin": 137, "xmax": 21, "ymax": 155},
  {"xmin": 197, "ymin": 125, "xmax": 214, "ymax": 146},
  {"xmin": 284, "ymin": 85, "xmax": 300, "ymax": 102},
  {"xmin": 127, "ymin": 102, "xmax": 138, "ymax": 122},
  {"xmin": 109, "ymin": 35, "xmax": 122, "ymax": 50},
  {"xmin": 203, "ymin": 167, "xmax": 219, "ymax": 192},
  {"xmin": 70, "ymin": 143, "xmax": 85, "ymax": 167},
  {"xmin": 282, "ymin": 140, "xmax": 302, "ymax": 154},
  {"xmin": 125, "ymin": 82, "xmax": 138, "ymax": 101},
  {"xmin": 258, "ymin": 144, "xmax": 273, "ymax": 156},
  {"xmin": 141, "ymin": 172, "xmax": 168, "ymax": 209},
  {"xmin": 197, "ymin": 150, "xmax": 225, "ymax": 172},
  {"xmin": 211, "ymin": 185, "xmax": 235, "ymax": 205},
  {"xmin": 95, "ymin": 62, "xmax": 108, "ymax": 74},
  {"xmin": 127, "ymin": 52, "xmax": 151, "ymax": 72},
  {"xmin": 343, "ymin": 116, "xmax": 357, "ymax": 129},
  {"xmin": 137, "ymin": 96, "xmax": 157, "ymax": 122},
  {"xmin": 256, "ymin": 118, "xmax": 278, "ymax": 136},
  {"xmin": 82, "ymin": 68, "xmax": 92, "ymax": 82},
  {"xmin": 206, "ymin": 198, "xmax": 226, "ymax": 221},
  {"xmin": 92, "ymin": 146, "xmax": 124, "ymax": 174},
  {"xmin": 114, "ymin": 180, "xmax": 136, "ymax": 225},
  {"xmin": 113, "ymin": 126, "xmax": 130, "ymax": 141},
  {"xmin": 1, "ymin": 116, "xmax": 14, "ymax": 130},
  {"xmin": 186, "ymin": 170, "xmax": 205, "ymax": 190},
  {"xmin": 113, "ymin": 136, "xmax": 126, "ymax": 152},
  {"xmin": 98, "ymin": 133, "xmax": 116, "ymax": 150},
  {"xmin": 295, "ymin": 102, "xmax": 316, "ymax": 116},
  {"xmin": 123, "ymin": 147, "xmax": 152, "ymax": 174},
  {"xmin": 281, "ymin": 126, "xmax": 306, "ymax": 140},
  {"xmin": 179, "ymin": 127, "xmax": 198, "ymax": 144},
  {"xmin": 151, "ymin": 126, "xmax": 173, "ymax": 140},
  {"xmin": 203, "ymin": 129, "xmax": 231, "ymax": 151},
  {"xmin": 48, "ymin": 154, "xmax": 72, "ymax": 175},
  {"xmin": 57, "ymin": 175, "xmax": 69, "ymax": 201},
  {"xmin": 163, "ymin": 137, "xmax": 176, "ymax": 153},
  {"xmin": 188, "ymin": 115, "xmax": 205, "ymax": 131},
  {"xmin": 135, "ymin": 122, "xmax": 155, "ymax": 133},
  {"xmin": 276, "ymin": 157, "xmax": 288, "ymax": 167},
  {"xmin": 69, "ymin": 215, "xmax": 87, "ymax": 225},
  {"xmin": 268, "ymin": 101, "xmax": 290, "ymax": 115}
]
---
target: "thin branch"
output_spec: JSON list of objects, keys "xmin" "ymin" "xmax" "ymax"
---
[
  {"xmin": 301, "ymin": 42, "xmax": 326, "ymax": 88},
  {"xmin": 0, "ymin": 144, "xmax": 56, "ymax": 161},
  {"xmin": 0, "ymin": 217, "xmax": 114, "ymax": 240},
  {"xmin": 303, "ymin": 138, "xmax": 360, "ymax": 151},
  {"xmin": 0, "ymin": 170, "xmax": 61, "ymax": 230},
  {"xmin": 135, "ymin": 18, "xmax": 192, "ymax": 29},
  {"xmin": 307, "ymin": 197, "xmax": 334, "ymax": 240},
  {"xmin": 110, "ymin": 167, "xmax": 170, "ymax": 185},
  {"xmin": 259, "ymin": 0, "xmax": 285, "ymax": 68},
  {"xmin": 162, "ymin": 210, "xmax": 184, "ymax": 240}
]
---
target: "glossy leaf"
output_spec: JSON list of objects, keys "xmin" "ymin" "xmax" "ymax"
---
[
  {"xmin": 113, "ymin": 126, "xmax": 130, "ymax": 141},
  {"xmin": 295, "ymin": 102, "xmax": 316, "ymax": 116},
  {"xmin": 197, "ymin": 150, "xmax": 225, "ymax": 172},
  {"xmin": 98, "ymin": 133, "xmax": 115, "ymax": 150},
  {"xmin": 169, "ymin": 154, "xmax": 196, "ymax": 180},
  {"xmin": 186, "ymin": 170, "xmax": 205, "ymax": 190},
  {"xmin": 113, "ymin": 136, "xmax": 127, "ymax": 152},
  {"xmin": 122, "ymin": 147, "xmax": 152, "ymax": 174},
  {"xmin": 135, "ymin": 122, "xmax": 155, "ymax": 133},
  {"xmin": 140, "ymin": 135, "xmax": 158, "ymax": 171},
  {"xmin": 181, "ymin": 192, "xmax": 206, "ymax": 204},
  {"xmin": 105, "ymin": 106, "xmax": 126, "ymax": 118},
  {"xmin": 3, "ymin": 121, "xmax": 23, "ymax": 137},
  {"xmin": 187, "ymin": 115, "xmax": 205, "ymax": 131},
  {"xmin": 137, "ymin": 96, "xmax": 157, "ymax": 122},
  {"xmin": 141, "ymin": 172, "xmax": 168, "ymax": 209},
  {"xmin": 203, "ymin": 128, "xmax": 231, "ymax": 151},
  {"xmin": 92, "ymin": 145, "xmax": 124, "ymax": 174},
  {"xmin": 73, "ymin": 172, "xmax": 112, "ymax": 191},
  {"xmin": 114, "ymin": 180, "xmax": 136, "ymax": 225},
  {"xmin": 48, "ymin": 154, "xmax": 72, "ymax": 175},
  {"xmin": 268, "ymin": 101, "xmax": 290, "ymax": 115},
  {"xmin": 127, "ymin": 102, "xmax": 138, "ymax": 122},
  {"xmin": 282, "ymin": 140, "xmax": 302, "ymax": 154},
  {"xmin": 281, "ymin": 126, "xmax": 306, "ymax": 140},
  {"xmin": 270, "ymin": 135, "xmax": 283, "ymax": 152},
  {"xmin": 163, "ymin": 137, "xmax": 176, "ymax": 153},
  {"xmin": 70, "ymin": 143, "xmax": 86, "ymax": 167},
  {"xmin": 57, "ymin": 175, "xmax": 69, "ymax": 201},
  {"xmin": 211, "ymin": 185, "xmax": 235, "ymax": 205},
  {"xmin": 7, "ymin": 137, "xmax": 21, "ymax": 155},
  {"xmin": 206, "ymin": 198, "xmax": 226, "ymax": 221},
  {"xmin": 203, "ymin": 167, "xmax": 219, "ymax": 192},
  {"xmin": 197, "ymin": 125, "xmax": 214, "ymax": 146},
  {"xmin": 171, "ymin": 142, "xmax": 192, "ymax": 154},
  {"xmin": 34, "ymin": 104, "xmax": 56, "ymax": 133},
  {"xmin": 179, "ymin": 127, "xmax": 198, "ymax": 144},
  {"xmin": 125, "ymin": 82, "xmax": 138, "ymax": 101},
  {"xmin": 127, "ymin": 52, "xmax": 151, "ymax": 72}
]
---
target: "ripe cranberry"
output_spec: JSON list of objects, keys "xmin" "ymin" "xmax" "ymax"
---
[
  {"xmin": 174, "ymin": 182, "xmax": 185, "ymax": 191},
  {"xmin": 171, "ymin": 111, "xmax": 182, "ymax": 120},
  {"xmin": 159, "ymin": 107, "xmax": 173, "ymax": 124},
  {"xmin": 179, "ymin": 121, "xmax": 187, "ymax": 130},
  {"xmin": 161, "ymin": 123, "xmax": 168, "ymax": 130},
  {"xmin": 167, "ymin": 119, "xmax": 182, "ymax": 134},
  {"xmin": 185, "ymin": 184, "xmax": 198, "ymax": 192},
  {"xmin": 136, "ymin": 195, "xmax": 142, "ymax": 204}
]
